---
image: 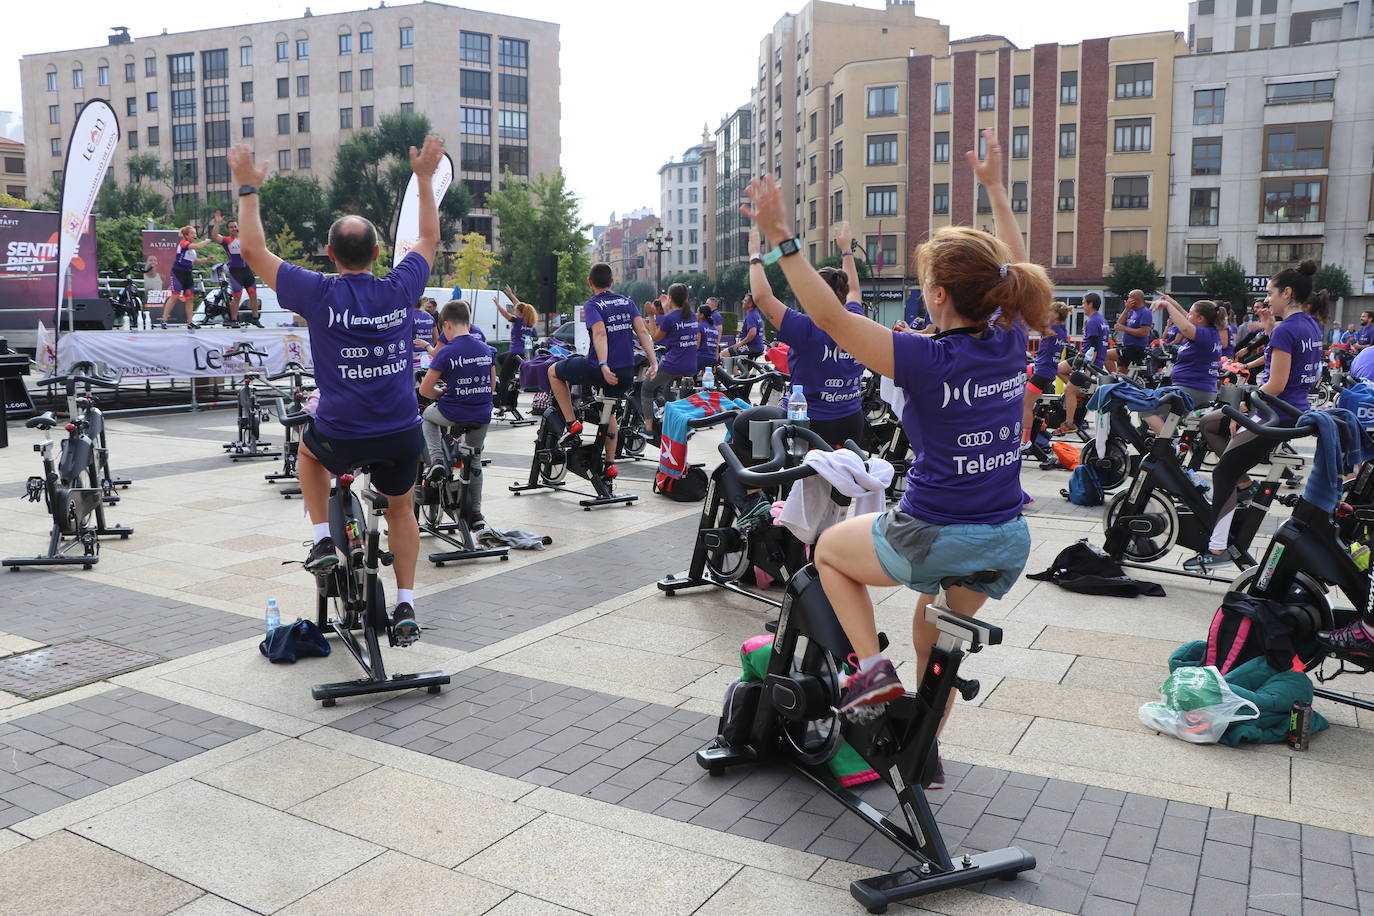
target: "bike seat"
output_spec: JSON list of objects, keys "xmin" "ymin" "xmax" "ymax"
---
[{"xmin": 25, "ymin": 412, "xmax": 58, "ymax": 430}]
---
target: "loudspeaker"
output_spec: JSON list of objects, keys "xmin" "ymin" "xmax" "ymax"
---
[
  {"xmin": 537, "ymin": 254, "xmax": 557, "ymax": 314},
  {"xmin": 70, "ymin": 298, "xmax": 116, "ymax": 331}
]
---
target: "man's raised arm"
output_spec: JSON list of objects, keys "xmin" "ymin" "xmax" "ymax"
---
[
  {"xmin": 409, "ymin": 135, "xmax": 444, "ymax": 268},
  {"xmin": 227, "ymin": 145, "xmax": 284, "ymax": 289}
]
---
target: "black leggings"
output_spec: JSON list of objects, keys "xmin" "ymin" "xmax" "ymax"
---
[
  {"xmin": 1200, "ymin": 409, "xmax": 1289, "ymax": 530},
  {"xmin": 808, "ymin": 411, "xmax": 865, "ymax": 449},
  {"xmin": 497, "ymin": 352, "xmax": 523, "ymax": 406}
]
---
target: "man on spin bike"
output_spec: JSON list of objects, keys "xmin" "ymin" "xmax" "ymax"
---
[
  {"xmin": 546, "ymin": 263, "xmax": 658, "ymax": 477},
  {"xmin": 227, "ymin": 136, "xmax": 446, "ymax": 647}
]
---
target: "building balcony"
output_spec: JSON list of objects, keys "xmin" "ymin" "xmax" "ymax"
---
[{"xmin": 1257, "ymin": 221, "xmax": 1324, "ymax": 237}]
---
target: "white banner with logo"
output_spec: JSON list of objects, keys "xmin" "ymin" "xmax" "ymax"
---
[
  {"xmin": 57, "ymin": 328, "xmax": 313, "ymax": 379},
  {"xmin": 394, "ymin": 153, "xmax": 453, "ymax": 262},
  {"xmin": 57, "ymin": 101, "xmax": 119, "ymax": 327}
]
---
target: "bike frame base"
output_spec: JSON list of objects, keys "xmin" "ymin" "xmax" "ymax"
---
[
  {"xmin": 421, "ymin": 520, "xmax": 509, "ymax": 565},
  {"xmin": 849, "ymin": 846, "xmax": 1036, "ymax": 913},
  {"xmin": 493, "ymin": 406, "xmax": 537, "ymax": 428},
  {"xmin": 1119, "ymin": 557, "xmax": 1253, "ymax": 585},
  {"xmin": 224, "ymin": 442, "xmax": 282, "ymax": 461},
  {"xmin": 509, "ymin": 480, "xmax": 637, "ymax": 509},
  {"xmin": 657, "ymin": 573, "xmax": 783, "ymax": 609},
  {"xmin": 3, "ymin": 555, "xmax": 98, "ymax": 569}
]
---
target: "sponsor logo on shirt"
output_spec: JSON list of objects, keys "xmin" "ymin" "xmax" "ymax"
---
[
  {"xmin": 340, "ymin": 346, "xmax": 368, "ymax": 359},
  {"xmin": 957, "ymin": 430, "xmax": 994, "ymax": 447},
  {"xmin": 326, "ymin": 305, "xmax": 409, "ymax": 330},
  {"xmin": 337, "ymin": 356, "xmax": 408, "ymax": 379},
  {"xmin": 940, "ymin": 370, "xmax": 1026, "ymax": 408}
]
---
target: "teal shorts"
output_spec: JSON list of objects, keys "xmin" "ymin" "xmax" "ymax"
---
[{"xmin": 871, "ymin": 511, "xmax": 1031, "ymax": 598}]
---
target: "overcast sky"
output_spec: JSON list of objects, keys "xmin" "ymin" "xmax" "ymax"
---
[{"xmin": 2, "ymin": 0, "xmax": 1186, "ymax": 229}]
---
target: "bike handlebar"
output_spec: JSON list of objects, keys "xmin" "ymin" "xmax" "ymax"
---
[
  {"xmin": 37, "ymin": 372, "xmax": 120, "ymax": 390},
  {"xmin": 1219, "ymin": 399, "xmax": 1310, "ymax": 442},
  {"xmin": 688, "ymin": 409, "xmax": 741, "ymax": 430},
  {"xmin": 266, "ymin": 363, "xmax": 311, "ymax": 382},
  {"xmin": 717, "ymin": 424, "xmax": 862, "ymax": 488},
  {"xmin": 224, "ymin": 343, "xmax": 269, "ymax": 359},
  {"xmin": 280, "ymin": 410, "xmax": 313, "ymax": 428}
]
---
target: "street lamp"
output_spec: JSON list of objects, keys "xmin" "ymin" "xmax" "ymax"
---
[{"xmin": 646, "ymin": 224, "xmax": 673, "ymax": 293}]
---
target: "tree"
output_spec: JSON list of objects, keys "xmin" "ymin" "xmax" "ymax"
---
[
  {"xmin": 328, "ymin": 110, "xmax": 470, "ymax": 248},
  {"xmin": 660, "ymin": 271, "xmax": 712, "ymax": 303},
  {"xmin": 487, "ymin": 168, "xmax": 591, "ymax": 317},
  {"xmin": 452, "ymin": 231, "xmax": 498, "ymax": 288},
  {"xmin": 96, "ymin": 176, "xmax": 169, "ymax": 221},
  {"xmin": 258, "ymin": 174, "xmax": 332, "ymax": 252},
  {"xmin": 270, "ymin": 226, "xmax": 315, "ymax": 269},
  {"xmin": 1314, "ymin": 263, "xmax": 1353, "ymax": 303},
  {"xmin": 1202, "ymin": 256, "xmax": 1249, "ymax": 309},
  {"xmin": 711, "ymin": 263, "xmax": 750, "ymax": 308},
  {"xmin": 95, "ymin": 213, "xmax": 174, "ymax": 273},
  {"xmin": 33, "ymin": 176, "xmax": 61, "ymax": 211},
  {"xmin": 0, "ymin": 192, "xmax": 30, "ymax": 210},
  {"xmin": 1104, "ymin": 253, "xmax": 1161, "ymax": 300},
  {"xmin": 125, "ymin": 153, "xmax": 165, "ymax": 185},
  {"xmin": 613, "ymin": 279, "xmax": 656, "ymax": 304}
]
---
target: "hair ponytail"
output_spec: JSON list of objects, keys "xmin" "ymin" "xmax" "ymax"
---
[
  {"xmin": 668, "ymin": 282, "xmax": 690, "ymax": 319},
  {"xmin": 1307, "ymin": 289, "xmax": 1331, "ymax": 324},
  {"xmin": 915, "ymin": 226, "xmax": 1052, "ymax": 335},
  {"xmin": 982, "ymin": 263, "xmax": 1054, "ymax": 335}
]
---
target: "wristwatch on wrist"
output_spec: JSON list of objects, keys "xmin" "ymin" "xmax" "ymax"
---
[
  {"xmin": 841, "ymin": 250, "xmax": 854, "ymax": 258},
  {"xmin": 760, "ymin": 237, "xmax": 801, "ymax": 265},
  {"xmin": 749, "ymin": 256, "xmax": 763, "ymax": 265},
  {"xmin": 237, "ymin": 185, "xmax": 258, "ymax": 197}
]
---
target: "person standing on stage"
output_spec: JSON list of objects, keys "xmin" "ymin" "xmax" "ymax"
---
[
  {"xmin": 209, "ymin": 211, "xmax": 264, "ymax": 327},
  {"xmin": 165, "ymin": 225, "xmax": 211, "ymax": 329}
]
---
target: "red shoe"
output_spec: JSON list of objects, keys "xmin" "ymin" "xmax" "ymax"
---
[
  {"xmin": 558, "ymin": 419, "xmax": 583, "ymax": 448},
  {"xmin": 604, "ymin": 463, "xmax": 618, "ymax": 479}
]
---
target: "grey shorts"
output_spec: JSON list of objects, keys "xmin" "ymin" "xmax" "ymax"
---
[{"xmin": 872, "ymin": 510, "xmax": 1031, "ymax": 598}]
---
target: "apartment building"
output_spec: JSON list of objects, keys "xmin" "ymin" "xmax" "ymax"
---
[
  {"xmin": 1167, "ymin": 0, "xmax": 1374, "ymax": 318},
  {"xmin": 658, "ymin": 138, "xmax": 713, "ymax": 275},
  {"xmin": 19, "ymin": 2, "xmax": 560, "ymax": 246},
  {"xmin": 714, "ymin": 105, "xmax": 754, "ymax": 273},
  {"xmin": 0, "ymin": 137, "xmax": 24, "ymax": 200}
]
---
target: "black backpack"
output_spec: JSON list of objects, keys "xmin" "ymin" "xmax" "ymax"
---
[{"xmin": 655, "ymin": 465, "xmax": 709, "ymax": 502}]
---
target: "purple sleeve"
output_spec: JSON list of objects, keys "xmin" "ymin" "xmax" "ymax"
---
[
  {"xmin": 274, "ymin": 263, "xmax": 327, "ymax": 320},
  {"xmin": 583, "ymin": 299, "xmax": 604, "ymax": 329},
  {"xmin": 891, "ymin": 330, "xmax": 941, "ymax": 392},
  {"xmin": 385, "ymin": 251, "xmax": 431, "ymax": 303},
  {"xmin": 776, "ymin": 309, "xmax": 816, "ymax": 349}
]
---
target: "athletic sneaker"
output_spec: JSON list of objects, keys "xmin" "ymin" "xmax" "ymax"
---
[
  {"xmin": 465, "ymin": 512, "xmax": 486, "ymax": 531},
  {"xmin": 187, "ymin": 321, "xmax": 200, "ymax": 330},
  {"xmin": 1182, "ymin": 547, "xmax": 1239, "ymax": 572},
  {"xmin": 1317, "ymin": 620, "xmax": 1374, "ymax": 669},
  {"xmin": 304, "ymin": 537, "xmax": 339, "ymax": 573},
  {"xmin": 248, "ymin": 318, "xmax": 264, "ymax": 328},
  {"xmin": 604, "ymin": 463, "xmax": 619, "ymax": 480},
  {"xmin": 392, "ymin": 602, "xmax": 421, "ymax": 647},
  {"xmin": 838, "ymin": 658, "xmax": 905, "ymax": 722},
  {"xmin": 559, "ymin": 419, "xmax": 583, "ymax": 448},
  {"xmin": 424, "ymin": 463, "xmax": 447, "ymax": 487}
]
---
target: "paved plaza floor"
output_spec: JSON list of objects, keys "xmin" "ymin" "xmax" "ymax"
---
[{"xmin": 1, "ymin": 403, "xmax": 1372, "ymax": 915}]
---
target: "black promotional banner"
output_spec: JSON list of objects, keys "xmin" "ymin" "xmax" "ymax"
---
[{"xmin": 0, "ymin": 208, "xmax": 97, "ymax": 333}]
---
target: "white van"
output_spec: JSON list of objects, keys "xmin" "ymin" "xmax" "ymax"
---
[{"xmin": 429, "ymin": 287, "xmax": 507, "ymax": 345}]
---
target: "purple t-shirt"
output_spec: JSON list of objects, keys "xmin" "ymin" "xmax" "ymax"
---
[
  {"xmin": 657, "ymin": 311, "xmax": 700, "ymax": 376},
  {"xmin": 775, "ymin": 303, "xmax": 865, "ymax": 420},
  {"xmin": 1170, "ymin": 324, "xmax": 1221, "ymax": 392},
  {"xmin": 1264, "ymin": 311, "xmax": 1323, "ymax": 409},
  {"xmin": 1222, "ymin": 322, "xmax": 1238, "ymax": 359},
  {"xmin": 584, "ymin": 291, "xmax": 640, "ymax": 368},
  {"xmin": 699, "ymin": 317, "xmax": 720, "ymax": 357},
  {"xmin": 1122, "ymin": 304, "xmax": 1153, "ymax": 343},
  {"xmin": 430, "ymin": 335, "xmax": 494, "ymax": 425},
  {"xmin": 509, "ymin": 316, "xmax": 536, "ymax": 355},
  {"xmin": 1032, "ymin": 324, "xmax": 1067, "ymax": 379},
  {"xmin": 741, "ymin": 310, "xmax": 764, "ymax": 353},
  {"xmin": 1083, "ymin": 312, "xmax": 1108, "ymax": 367},
  {"xmin": 412, "ymin": 309, "xmax": 435, "ymax": 354},
  {"xmin": 895, "ymin": 325, "xmax": 1028, "ymax": 526},
  {"xmin": 217, "ymin": 234, "xmax": 247, "ymax": 270},
  {"xmin": 1357, "ymin": 325, "xmax": 1374, "ymax": 348},
  {"xmin": 275, "ymin": 251, "xmax": 429, "ymax": 439}
]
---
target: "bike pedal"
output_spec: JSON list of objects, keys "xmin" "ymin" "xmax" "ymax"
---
[{"xmin": 841, "ymin": 703, "xmax": 889, "ymax": 725}]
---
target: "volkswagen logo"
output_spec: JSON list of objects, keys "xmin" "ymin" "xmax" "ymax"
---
[
  {"xmin": 373, "ymin": 346, "xmax": 384, "ymax": 356},
  {"xmin": 957, "ymin": 431, "xmax": 994, "ymax": 447},
  {"xmin": 340, "ymin": 347, "xmax": 368, "ymax": 359}
]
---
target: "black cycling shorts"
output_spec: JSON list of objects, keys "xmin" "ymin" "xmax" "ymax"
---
[
  {"xmin": 1027, "ymin": 374, "xmax": 1055, "ymax": 395},
  {"xmin": 808, "ymin": 411, "xmax": 865, "ymax": 450},
  {"xmin": 228, "ymin": 265, "xmax": 257, "ymax": 292},
  {"xmin": 1117, "ymin": 345, "xmax": 1148, "ymax": 368},
  {"xmin": 302, "ymin": 424, "xmax": 423, "ymax": 497},
  {"xmin": 554, "ymin": 355, "xmax": 633, "ymax": 397}
]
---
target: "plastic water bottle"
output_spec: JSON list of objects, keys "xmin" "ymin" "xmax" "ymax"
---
[
  {"xmin": 264, "ymin": 598, "xmax": 280, "ymax": 635},
  {"xmin": 1186, "ymin": 469, "xmax": 1210, "ymax": 492},
  {"xmin": 787, "ymin": 385, "xmax": 809, "ymax": 422},
  {"xmin": 701, "ymin": 366, "xmax": 715, "ymax": 390}
]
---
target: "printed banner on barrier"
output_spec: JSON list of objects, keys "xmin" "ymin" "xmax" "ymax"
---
[
  {"xmin": 57, "ymin": 100, "xmax": 119, "ymax": 328},
  {"xmin": 0, "ymin": 209, "xmax": 97, "ymax": 333},
  {"xmin": 57, "ymin": 329, "xmax": 313, "ymax": 379},
  {"xmin": 140, "ymin": 230, "xmax": 183, "ymax": 307},
  {"xmin": 394, "ymin": 153, "xmax": 453, "ymax": 262}
]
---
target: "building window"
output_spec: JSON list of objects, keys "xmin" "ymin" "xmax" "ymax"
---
[
  {"xmin": 932, "ymin": 183, "xmax": 949, "ymax": 214},
  {"xmin": 808, "ymin": 199, "xmax": 817, "ymax": 229},
  {"xmin": 1011, "ymin": 127, "xmax": 1029, "ymax": 159},
  {"xmin": 865, "ymin": 234, "xmax": 898, "ymax": 268},
  {"xmin": 1011, "ymin": 181, "xmax": 1028, "ymax": 213},
  {"xmin": 400, "ymin": 65, "xmax": 414, "ymax": 87},
  {"xmin": 47, "ymin": 104, "xmax": 59, "ymax": 124},
  {"xmin": 866, "ymin": 134, "xmax": 898, "ymax": 166},
  {"xmin": 399, "ymin": 26, "xmax": 414, "ymax": 49},
  {"xmin": 1013, "ymin": 74, "xmax": 1030, "ymax": 108},
  {"xmin": 49, "ymin": 138, "xmax": 61, "ymax": 157},
  {"xmin": 126, "ymin": 97, "xmax": 137, "ymax": 117},
  {"xmin": 1115, "ymin": 62, "xmax": 1153, "ymax": 99},
  {"xmin": 1112, "ymin": 176, "xmax": 1149, "ymax": 209},
  {"xmin": 339, "ymin": 71, "xmax": 352, "ymax": 93},
  {"xmin": 832, "ymin": 141, "xmax": 843, "ymax": 171},
  {"xmin": 296, "ymin": 75, "xmax": 309, "ymax": 96},
  {"xmin": 46, "ymin": 71, "xmax": 57, "ymax": 92},
  {"xmin": 1257, "ymin": 242, "xmax": 1322, "ymax": 276},
  {"xmin": 1056, "ymin": 232, "xmax": 1074, "ymax": 266},
  {"xmin": 1258, "ymin": 22, "xmax": 1276, "ymax": 48},
  {"xmin": 1266, "ymin": 79, "xmax": 1334, "ymax": 105},
  {"xmin": 832, "ymin": 94, "xmax": 844, "ymax": 128},
  {"xmin": 1235, "ymin": 25, "xmax": 1251, "ymax": 50},
  {"xmin": 933, "ymin": 131, "xmax": 950, "ymax": 163},
  {"xmin": 296, "ymin": 39, "xmax": 309, "ymax": 60},
  {"xmin": 1198, "ymin": 0, "xmax": 1214, "ymax": 11},
  {"xmin": 297, "ymin": 112, "xmax": 309, "ymax": 132},
  {"xmin": 1193, "ymin": 88, "xmax": 1225, "ymax": 125},
  {"xmin": 1261, "ymin": 178, "xmax": 1323, "ymax": 222},
  {"xmin": 297, "ymin": 148, "xmax": 311, "ymax": 169},
  {"xmin": 1192, "ymin": 138, "xmax": 1222, "ymax": 175},
  {"xmin": 206, "ymin": 155, "xmax": 229, "ymax": 185},
  {"xmin": 277, "ymin": 78, "xmax": 289, "ymax": 99},
  {"xmin": 241, "ymin": 81, "xmax": 253, "ymax": 102},
  {"xmin": 1058, "ymin": 179, "xmax": 1076, "ymax": 212},
  {"xmin": 147, "ymin": 91, "xmax": 158, "ymax": 111},
  {"xmin": 1059, "ymin": 71, "xmax": 1078, "ymax": 105},
  {"xmin": 72, "ymin": 67, "xmax": 84, "ymax": 90},
  {"xmin": 832, "ymin": 189, "xmax": 843, "ymax": 221},
  {"xmin": 124, "ymin": 62, "xmax": 135, "ymax": 82},
  {"xmin": 277, "ymin": 113, "xmax": 289, "ymax": 134},
  {"xmin": 1189, "ymin": 188, "xmax": 1220, "ymax": 226},
  {"xmin": 978, "ymin": 77, "xmax": 995, "ymax": 111},
  {"xmin": 204, "ymin": 120, "xmax": 230, "ymax": 149},
  {"xmin": 1365, "ymin": 242, "xmax": 1374, "ymax": 277},
  {"xmin": 808, "ymin": 154, "xmax": 817, "ymax": 184},
  {"xmin": 808, "ymin": 112, "xmax": 817, "ymax": 141},
  {"xmin": 145, "ymin": 56, "xmax": 157, "ymax": 77},
  {"xmin": 276, "ymin": 41, "xmax": 288, "ymax": 62},
  {"xmin": 339, "ymin": 33, "xmax": 352, "ymax": 55},
  {"xmin": 241, "ymin": 117, "xmax": 254, "ymax": 138},
  {"xmin": 461, "ymin": 31, "xmax": 491, "ymax": 64},
  {"xmin": 1109, "ymin": 230, "xmax": 1148, "ymax": 263},
  {"xmin": 360, "ymin": 30, "xmax": 373, "ymax": 53},
  {"xmin": 1059, "ymin": 123, "xmax": 1077, "ymax": 157},
  {"xmin": 169, "ymin": 53, "xmax": 193, "ymax": 84},
  {"xmin": 240, "ymin": 45, "xmax": 253, "ymax": 67},
  {"xmin": 929, "ymin": 82, "xmax": 950, "ymax": 115},
  {"xmin": 499, "ymin": 145, "xmax": 529, "ymax": 175},
  {"xmin": 866, "ymin": 185, "xmax": 898, "ymax": 217},
  {"xmin": 147, "ymin": 126, "xmax": 159, "ymax": 146},
  {"xmin": 499, "ymin": 37, "xmax": 529, "ymax": 68},
  {"xmin": 73, "ymin": 102, "xmax": 83, "ymax": 119},
  {"xmin": 278, "ymin": 149, "xmax": 290, "ymax": 170},
  {"xmin": 360, "ymin": 69, "xmax": 373, "ymax": 91},
  {"xmin": 465, "ymin": 179, "xmax": 490, "ymax": 207},
  {"xmin": 499, "ymin": 73, "xmax": 528, "ymax": 104},
  {"xmin": 976, "ymin": 185, "xmax": 991, "ymax": 214},
  {"xmin": 339, "ymin": 107, "xmax": 353, "ymax": 129},
  {"xmin": 173, "ymin": 159, "xmax": 197, "ymax": 186},
  {"xmin": 460, "ymin": 142, "xmax": 490, "ymax": 172},
  {"xmin": 461, "ymin": 69, "xmax": 490, "ymax": 99},
  {"xmin": 689, "ymin": 208, "xmax": 698, "ymax": 223},
  {"xmin": 1114, "ymin": 118, "xmax": 1151, "ymax": 152},
  {"xmin": 171, "ymin": 89, "xmax": 196, "ymax": 118},
  {"xmin": 128, "ymin": 130, "xmax": 138, "ymax": 150},
  {"xmin": 172, "ymin": 124, "xmax": 196, "ymax": 151},
  {"xmin": 361, "ymin": 105, "xmax": 374, "ymax": 127},
  {"xmin": 866, "ymin": 85, "xmax": 898, "ymax": 117},
  {"xmin": 204, "ymin": 85, "xmax": 228, "ymax": 115},
  {"xmin": 978, "ymin": 133, "xmax": 987, "ymax": 160},
  {"xmin": 98, "ymin": 65, "xmax": 109, "ymax": 86},
  {"xmin": 462, "ymin": 107, "xmax": 490, "ymax": 135},
  {"xmin": 202, "ymin": 49, "xmax": 228, "ymax": 80},
  {"xmin": 499, "ymin": 109, "xmax": 527, "ymax": 140},
  {"xmin": 1186, "ymin": 243, "xmax": 1218, "ymax": 274},
  {"xmin": 1263, "ymin": 123, "xmax": 1329, "ymax": 170}
]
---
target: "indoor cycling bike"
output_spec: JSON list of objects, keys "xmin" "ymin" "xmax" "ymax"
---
[
  {"xmin": 414, "ymin": 422, "xmax": 509, "ymax": 566},
  {"xmin": 696, "ymin": 427, "xmax": 1034, "ymax": 913},
  {"xmin": 36, "ymin": 363, "xmax": 132, "ymax": 504},
  {"xmin": 258, "ymin": 361, "xmax": 315, "ymax": 497},
  {"xmin": 279, "ymin": 413, "xmax": 451, "ymax": 706},
  {"xmin": 109, "ymin": 262, "xmax": 151, "ymax": 330},
  {"xmin": 221, "ymin": 343, "xmax": 282, "ymax": 461},
  {"xmin": 511, "ymin": 381, "xmax": 638, "ymax": 510}
]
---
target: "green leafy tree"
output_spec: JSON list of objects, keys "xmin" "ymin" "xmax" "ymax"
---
[
  {"xmin": 1202, "ymin": 256, "xmax": 1249, "ymax": 309},
  {"xmin": 257, "ymin": 174, "xmax": 333, "ymax": 252},
  {"xmin": 452, "ymin": 231, "xmax": 498, "ymax": 288},
  {"xmin": 487, "ymin": 168, "xmax": 591, "ymax": 317},
  {"xmin": 1314, "ymin": 263, "xmax": 1353, "ymax": 302},
  {"xmin": 270, "ymin": 226, "xmax": 316, "ymax": 269},
  {"xmin": 33, "ymin": 176, "xmax": 62, "ymax": 211},
  {"xmin": 1104, "ymin": 253, "xmax": 1161, "ymax": 300},
  {"xmin": 710, "ymin": 264, "xmax": 750, "ymax": 309},
  {"xmin": 95, "ymin": 213, "xmax": 175, "ymax": 273},
  {"xmin": 613, "ymin": 279, "xmax": 656, "ymax": 304},
  {"xmin": 557, "ymin": 248, "xmax": 591, "ymax": 320},
  {"xmin": 328, "ymin": 110, "xmax": 470, "ymax": 248},
  {"xmin": 125, "ymin": 153, "xmax": 165, "ymax": 185},
  {"xmin": 95, "ymin": 176, "xmax": 169, "ymax": 222},
  {"xmin": 661, "ymin": 271, "xmax": 712, "ymax": 303}
]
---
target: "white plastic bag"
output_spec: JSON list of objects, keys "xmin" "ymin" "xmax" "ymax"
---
[{"xmin": 1138, "ymin": 665, "xmax": 1259, "ymax": 744}]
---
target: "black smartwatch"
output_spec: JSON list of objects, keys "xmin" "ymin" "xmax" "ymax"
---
[
  {"xmin": 238, "ymin": 185, "xmax": 259, "ymax": 197},
  {"xmin": 761, "ymin": 237, "xmax": 801, "ymax": 265}
]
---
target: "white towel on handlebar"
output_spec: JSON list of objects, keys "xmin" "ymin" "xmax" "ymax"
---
[{"xmin": 778, "ymin": 450, "xmax": 895, "ymax": 544}]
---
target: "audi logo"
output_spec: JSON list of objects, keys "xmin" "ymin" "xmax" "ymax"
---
[
  {"xmin": 957, "ymin": 431, "xmax": 994, "ymax": 447},
  {"xmin": 340, "ymin": 347, "xmax": 368, "ymax": 359}
]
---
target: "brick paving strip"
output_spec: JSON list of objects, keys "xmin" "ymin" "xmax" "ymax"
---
[{"xmin": 332, "ymin": 666, "xmax": 1374, "ymax": 915}]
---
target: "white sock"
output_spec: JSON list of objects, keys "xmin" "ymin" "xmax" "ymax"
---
[
  {"xmin": 859, "ymin": 654, "xmax": 884, "ymax": 673},
  {"xmin": 312, "ymin": 522, "xmax": 330, "ymax": 544},
  {"xmin": 1208, "ymin": 510, "xmax": 1235, "ymax": 553},
  {"xmin": 396, "ymin": 588, "xmax": 415, "ymax": 609}
]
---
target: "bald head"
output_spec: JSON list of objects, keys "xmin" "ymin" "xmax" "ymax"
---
[
  {"xmin": 328, "ymin": 215, "xmax": 378, "ymax": 271},
  {"xmin": 1128, "ymin": 289, "xmax": 1145, "ymax": 306}
]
